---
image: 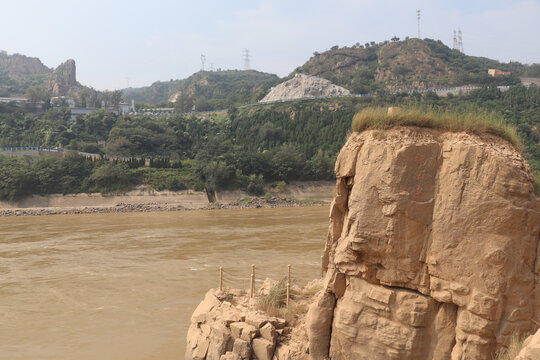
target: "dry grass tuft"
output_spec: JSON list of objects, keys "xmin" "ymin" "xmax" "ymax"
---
[
  {"xmin": 257, "ymin": 278, "xmax": 287, "ymax": 317},
  {"xmin": 494, "ymin": 332, "xmax": 528, "ymax": 360},
  {"xmin": 256, "ymin": 279, "xmax": 309, "ymax": 322},
  {"xmin": 351, "ymin": 107, "xmax": 522, "ymax": 152}
]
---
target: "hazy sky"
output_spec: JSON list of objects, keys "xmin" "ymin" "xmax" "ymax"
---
[{"xmin": 2, "ymin": 0, "xmax": 539, "ymax": 90}]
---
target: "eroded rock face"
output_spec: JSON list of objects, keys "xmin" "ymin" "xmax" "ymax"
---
[{"xmin": 309, "ymin": 127, "xmax": 540, "ymax": 360}]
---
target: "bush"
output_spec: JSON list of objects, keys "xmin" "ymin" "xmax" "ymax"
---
[
  {"xmin": 246, "ymin": 174, "xmax": 264, "ymax": 196},
  {"xmin": 86, "ymin": 162, "xmax": 134, "ymax": 193}
]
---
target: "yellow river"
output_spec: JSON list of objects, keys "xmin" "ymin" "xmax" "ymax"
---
[{"xmin": 0, "ymin": 206, "xmax": 329, "ymax": 360}]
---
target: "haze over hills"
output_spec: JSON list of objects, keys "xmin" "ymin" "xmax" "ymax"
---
[{"xmin": 1, "ymin": 38, "xmax": 540, "ymax": 109}]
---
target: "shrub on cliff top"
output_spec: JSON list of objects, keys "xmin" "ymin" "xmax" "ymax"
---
[{"xmin": 351, "ymin": 107, "xmax": 522, "ymax": 151}]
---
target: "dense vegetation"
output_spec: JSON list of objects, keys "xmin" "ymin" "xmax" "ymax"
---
[
  {"xmin": 123, "ymin": 70, "xmax": 280, "ymax": 110},
  {"xmin": 1, "ymin": 85, "xmax": 539, "ymax": 200}
]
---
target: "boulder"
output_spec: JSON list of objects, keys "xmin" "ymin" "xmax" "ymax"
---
[
  {"xmin": 232, "ymin": 338, "xmax": 252, "ymax": 359},
  {"xmin": 252, "ymin": 338, "xmax": 276, "ymax": 360},
  {"xmin": 260, "ymin": 322, "xmax": 277, "ymax": 344}
]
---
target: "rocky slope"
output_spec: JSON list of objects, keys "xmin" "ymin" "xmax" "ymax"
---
[
  {"xmin": 259, "ymin": 74, "xmax": 350, "ymax": 103},
  {"xmin": 308, "ymin": 127, "xmax": 540, "ymax": 359}
]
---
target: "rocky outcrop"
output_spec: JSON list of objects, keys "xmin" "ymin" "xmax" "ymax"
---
[
  {"xmin": 0, "ymin": 52, "xmax": 51, "ymax": 80},
  {"xmin": 308, "ymin": 127, "xmax": 540, "ymax": 360},
  {"xmin": 49, "ymin": 59, "xmax": 77, "ymax": 96},
  {"xmin": 185, "ymin": 284, "xmax": 315, "ymax": 360},
  {"xmin": 260, "ymin": 74, "xmax": 350, "ymax": 103}
]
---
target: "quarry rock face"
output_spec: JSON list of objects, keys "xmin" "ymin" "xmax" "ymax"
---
[
  {"xmin": 308, "ymin": 127, "xmax": 540, "ymax": 360},
  {"xmin": 260, "ymin": 73, "xmax": 350, "ymax": 103}
]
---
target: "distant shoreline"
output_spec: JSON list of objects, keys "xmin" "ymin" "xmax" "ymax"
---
[
  {"xmin": 0, "ymin": 197, "xmax": 329, "ymax": 217},
  {"xmin": 0, "ymin": 181, "xmax": 334, "ymax": 217}
]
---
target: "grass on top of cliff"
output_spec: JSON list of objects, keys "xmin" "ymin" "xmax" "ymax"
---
[{"xmin": 351, "ymin": 107, "xmax": 522, "ymax": 151}]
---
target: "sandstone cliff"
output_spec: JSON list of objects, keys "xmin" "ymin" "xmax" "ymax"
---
[
  {"xmin": 309, "ymin": 127, "xmax": 540, "ymax": 360},
  {"xmin": 259, "ymin": 74, "xmax": 350, "ymax": 103}
]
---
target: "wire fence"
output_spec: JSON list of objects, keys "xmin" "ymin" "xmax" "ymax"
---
[{"xmin": 218, "ymin": 263, "xmax": 307, "ymax": 308}]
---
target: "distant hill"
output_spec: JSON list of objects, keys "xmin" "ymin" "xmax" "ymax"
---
[
  {"xmin": 294, "ymin": 38, "xmax": 540, "ymax": 93},
  {"xmin": 123, "ymin": 70, "xmax": 280, "ymax": 109},
  {"xmin": 0, "ymin": 50, "xmax": 82, "ymax": 98}
]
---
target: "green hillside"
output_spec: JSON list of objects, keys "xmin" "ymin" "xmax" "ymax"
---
[
  {"xmin": 295, "ymin": 38, "xmax": 540, "ymax": 93},
  {"xmin": 123, "ymin": 70, "xmax": 280, "ymax": 110}
]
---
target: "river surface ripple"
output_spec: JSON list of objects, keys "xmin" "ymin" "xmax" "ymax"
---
[{"xmin": 0, "ymin": 206, "xmax": 329, "ymax": 360}]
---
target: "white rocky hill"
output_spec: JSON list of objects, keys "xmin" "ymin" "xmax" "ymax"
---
[{"xmin": 259, "ymin": 73, "xmax": 350, "ymax": 102}]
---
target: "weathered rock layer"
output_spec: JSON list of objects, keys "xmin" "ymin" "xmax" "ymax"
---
[{"xmin": 309, "ymin": 127, "xmax": 540, "ymax": 360}]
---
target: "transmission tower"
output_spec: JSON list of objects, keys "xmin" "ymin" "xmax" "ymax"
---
[
  {"xmin": 416, "ymin": 9, "xmax": 421, "ymax": 38},
  {"xmin": 453, "ymin": 30, "xmax": 458, "ymax": 50},
  {"xmin": 458, "ymin": 28, "xmax": 464, "ymax": 53},
  {"xmin": 243, "ymin": 49, "xmax": 251, "ymax": 70},
  {"xmin": 200, "ymin": 54, "xmax": 206, "ymax": 71}
]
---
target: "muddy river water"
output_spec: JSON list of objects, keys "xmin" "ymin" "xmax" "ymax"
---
[{"xmin": 0, "ymin": 206, "xmax": 329, "ymax": 360}]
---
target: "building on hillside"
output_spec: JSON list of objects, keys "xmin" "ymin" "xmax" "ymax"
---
[
  {"xmin": 140, "ymin": 108, "xmax": 175, "ymax": 116},
  {"xmin": 520, "ymin": 77, "xmax": 540, "ymax": 87},
  {"xmin": 488, "ymin": 69, "xmax": 511, "ymax": 77},
  {"xmin": 0, "ymin": 96, "xmax": 28, "ymax": 103}
]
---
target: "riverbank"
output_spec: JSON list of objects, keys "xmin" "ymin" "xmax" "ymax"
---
[{"xmin": 0, "ymin": 181, "xmax": 334, "ymax": 216}]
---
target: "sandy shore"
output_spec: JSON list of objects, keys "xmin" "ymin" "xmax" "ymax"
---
[{"xmin": 0, "ymin": 181, "xmax": 334, "ymax": 216}]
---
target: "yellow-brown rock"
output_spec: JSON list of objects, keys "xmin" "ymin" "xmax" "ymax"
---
[{"xmin": 309, "ymin": 127, "xmax": 540, "ymax": 360}]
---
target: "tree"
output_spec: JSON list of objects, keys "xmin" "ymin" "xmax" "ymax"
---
[
  {"xmin": 111, "ymin": 90, "xmax": 123, "ymax": 106},
  {"xmin": 174, "ymin": 93, "xmax": 193, "ymax": 113},
  {"xmin": 26, "ymin": 85, "xmax": 50, "ymax": 104}
]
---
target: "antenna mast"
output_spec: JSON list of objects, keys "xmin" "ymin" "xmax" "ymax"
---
[
  {"xmin": 243, "ymin": 49, "xmax": 251, "ymax": 70},
  {"xmin": 200, "ymin": 54, "xmax": 206, "ymax": 71},
  {"xmin": 416, "ymin": 9, "xmax": 421, "ymax": 38}
]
